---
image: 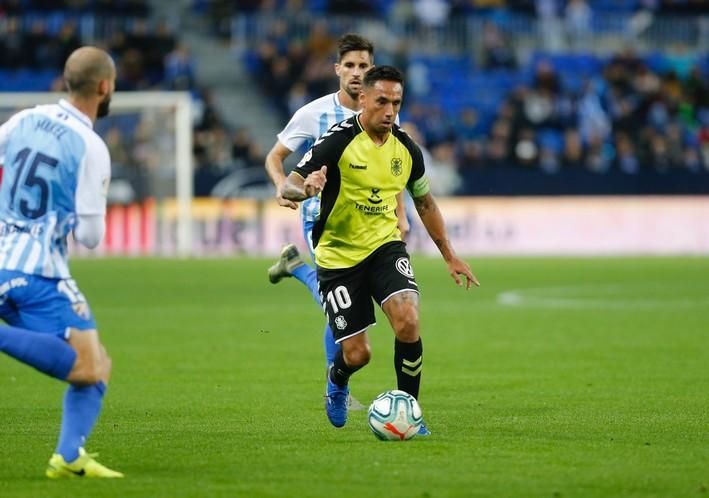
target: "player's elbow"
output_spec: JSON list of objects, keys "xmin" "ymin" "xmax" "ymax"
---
[{"xmin": 74, "ymin": 215, "xmax": 105, "ymax": 249}]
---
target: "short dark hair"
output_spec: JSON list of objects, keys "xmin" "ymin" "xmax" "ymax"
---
[
  {"xmin": 363, "ymin": 65, "xmax": 404, "ymax": 88},
  {"xmin": 337, "ymin": 33, "xmax": 374, "ymax": 62}
]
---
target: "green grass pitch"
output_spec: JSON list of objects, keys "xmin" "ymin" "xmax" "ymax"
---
[{"xmin": 1, "ymin": 256, "xmax": 708, "ymax": 498}]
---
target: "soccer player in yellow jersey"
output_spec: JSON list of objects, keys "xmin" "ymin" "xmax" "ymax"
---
[{"xmin": 282, "ymin": 65, "xmax": 480, "ymax": 432}]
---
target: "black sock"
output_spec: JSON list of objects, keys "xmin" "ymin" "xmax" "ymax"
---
[
  {"xmin": 329, "ymin": 348, "xmax": 363, "ymax": 387},
  {"xmin": 394, "ymin": 338, "xmax": 423, "ymax": 400}
]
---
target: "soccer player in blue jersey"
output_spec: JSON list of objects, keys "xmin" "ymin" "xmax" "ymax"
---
[
  {"xmin": 0, "ymin": 46, "xmax": 123, "ymax": 478},
  {"xmin": 264, "ymin": 34, "xmax": 409, "ymax": 412}
]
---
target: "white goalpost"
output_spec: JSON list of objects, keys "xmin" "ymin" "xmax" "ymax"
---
[{"xmin": 0, "ymin": 91, "xmax": 194, "ymax": 256}]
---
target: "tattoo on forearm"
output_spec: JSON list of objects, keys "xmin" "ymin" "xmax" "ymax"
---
[{"xmin": 414, "ymin": 195, "xmax": 431, "ymax": 216}]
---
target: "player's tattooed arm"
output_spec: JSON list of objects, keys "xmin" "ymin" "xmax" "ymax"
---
[
  {"xmin": 282, "ymin": 166, "xmax": 327, "ymax": 201},
  {"xmin": 414, "ymin": 192, "xmax": 480, "ymax": 289}
]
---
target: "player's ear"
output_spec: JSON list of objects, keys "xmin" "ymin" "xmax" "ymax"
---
[
  {"xmin": 334, "ymin": 62, "xmax": 341, "ymax": 77},
  {"xmin": 97, "ymin": 79, "xmax": 110, "ymax": 98}
]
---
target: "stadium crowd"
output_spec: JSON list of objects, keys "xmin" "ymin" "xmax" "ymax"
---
[
  {"xmin": 0, "ymin": 0, "xmax": 707, "ymax": 198},
  {"xmin": 245, "ymin": 2, "xmax": 708, "ymax": 194}
]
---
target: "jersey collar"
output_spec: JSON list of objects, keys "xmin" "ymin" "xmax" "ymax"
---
[{"xmin": 58, "ymin": 99, "xmax": 93, "ymax": 128}]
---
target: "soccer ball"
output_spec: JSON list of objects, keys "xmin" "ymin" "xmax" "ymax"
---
[{"xmin": 367, "ymin": 390, "xmax": 423, "ymax": 441}]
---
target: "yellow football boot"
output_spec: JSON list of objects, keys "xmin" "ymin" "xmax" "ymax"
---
[{"xmin": 46, "ymin": 448, "xmax": 124, "ymax": 478}]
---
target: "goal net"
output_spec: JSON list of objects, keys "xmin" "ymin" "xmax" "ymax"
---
[{"xmin": 0, "ymin": 91, "xmax": 194, "ymax": 256}]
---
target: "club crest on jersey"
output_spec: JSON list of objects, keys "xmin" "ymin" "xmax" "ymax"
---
[
  {"xmin": 391, "ymin": 158, "xmax": 403, "ymax": 176},
  {"xmin": 395, "ymin": 257, "xmax": 414, "ymax": 278},
  {"xmin": 335, "ymin": 315, "xmax": 347, "ymax": 330}
]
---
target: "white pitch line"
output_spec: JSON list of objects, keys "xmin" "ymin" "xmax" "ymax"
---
[{"xmin": 496, "ymin": 285, "xmax": 709, "ymax": 309}]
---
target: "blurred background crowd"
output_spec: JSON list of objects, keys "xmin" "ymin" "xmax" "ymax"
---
[{"xmin": 0, "ymin": 0, "xmax": 707, "ymax": 200}]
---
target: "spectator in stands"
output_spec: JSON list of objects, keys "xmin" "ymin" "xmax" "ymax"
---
[
  {"xmin": 536, "ymin": 0, "xmax": 564, "ymax": 51},
  {"xmin": 614, "ymin": 131, "xmax": 640, "ymax": 174},
  {"xmin": 561, "ymin": 128, "xmax": 585, "ymax": 168},
  {"xmin": 0, "ymin": 17, "xmax": 26, "ymax": 69},
  {"xmin": 481, "ymin": 21, "xmax": 517, "ymax": 70},
  {"xmin": 164, "ymin": 43, "xmax": 197, "ymax": 91},
  {"xmin": 413, "ymin": 0, "xmax": 451, "ymax": 28},
  {"xmin": 584, "ymin": 133, "xmax": 612, "ymax": 173},
  {"xmin": 577, "ymin": 80, "xmax": 611, "ymax": 146},
  {"xmin": 564, "ymin": 0, "xmax": 592, "ymax": 51},
  {"xmin": 513, "ymin": 127, "xmax": 539, "ymax": 168}
]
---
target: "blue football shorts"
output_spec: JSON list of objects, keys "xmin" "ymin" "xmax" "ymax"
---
[{"xmin": 0, "ymin": 270, "xmax": 96, "ymax": 339}]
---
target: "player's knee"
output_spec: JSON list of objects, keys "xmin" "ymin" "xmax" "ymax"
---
[
  {"xmin": 71, "ymin": 361, "xmax": 103, "ymax": 385},
  {"xmin": 394, "ymin": 307, "xmax": 420, "ymax": 342},
  {"xmin": 69, "ymin": 345, "xmax": 111, "ymax": 385},
  {"xmin": 344, "ymin": 343, "xmax": 371, "ymax": 367}
]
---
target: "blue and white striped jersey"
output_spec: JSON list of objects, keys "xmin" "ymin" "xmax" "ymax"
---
[
  {"xmin": 0, "ymin": 99, "xmax": 110, "ymax": 279},
  {"xmin": 278, "ymin": 91, "xmax": 399, "ymax": 224},
  {"xmin": 278, "ymin": 92, "xmax": 356, "ymax": 224}
]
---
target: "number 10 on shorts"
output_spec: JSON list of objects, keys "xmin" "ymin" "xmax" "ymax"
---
[{"xmin": 326, "ymin": 285, "xmax": 351, "ymax": 313}]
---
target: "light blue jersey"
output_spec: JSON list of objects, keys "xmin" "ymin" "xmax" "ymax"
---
[
  {"xmin": 0, "ymin": 99, "xmax": 110, "ymax": 279},
  {"xmin": 278, "ymin": 92, "xmax": 355, "ymax": 229}
]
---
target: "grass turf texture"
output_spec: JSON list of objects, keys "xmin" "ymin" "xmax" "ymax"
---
[{"xmin": 1, "ymin": 257, "xmax": 707, "ymax": 498}]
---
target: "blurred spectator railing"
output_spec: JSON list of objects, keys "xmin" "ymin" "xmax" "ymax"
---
[{"xmin": 231, "ymin": 12, "xmax": 708, "ymax": 55}]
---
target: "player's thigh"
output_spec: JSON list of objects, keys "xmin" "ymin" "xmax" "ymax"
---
[
  {"xmin": 317, "ymin": 264, "xmax": 375, "ymax": 344},
  {"xmin": 368, "ymin": 242, "xmax": 420, "ymax": 307}
]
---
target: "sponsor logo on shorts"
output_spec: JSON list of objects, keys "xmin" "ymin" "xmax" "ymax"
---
[
  {"xmin": 335, "ymin": 315, "xmax": 347, "ymax": 330},
  {"xmin": 395, "ymin": 257, "xmax": 414, "ymax": 278}
]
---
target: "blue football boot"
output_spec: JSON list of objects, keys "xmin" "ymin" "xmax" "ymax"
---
[{"xmin": 325, "ymin": 365, "xmax": 349, "ymax": 428}]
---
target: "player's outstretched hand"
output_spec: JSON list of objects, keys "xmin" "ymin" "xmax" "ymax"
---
[
  {"xmin": 304, "ymin": 166, "xmax": 327, "ymax": 198},
  {"xmin": 447, "ymin": 256, "xmax": 480, "ymax": 290}
]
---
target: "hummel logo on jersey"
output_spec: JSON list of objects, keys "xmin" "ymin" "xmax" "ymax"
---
[{"xmin": 349, "ymin": 163, "xmax": 367, "ymax": 170}]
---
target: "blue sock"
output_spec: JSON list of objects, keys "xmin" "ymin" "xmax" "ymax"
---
[
  {"xmin": 289, "ymin": 264, "xmax": 340, "ymax": 367},
  {"xmin": 0, "ymin": 325, "xmax": 76, "ymax": 380},
  {"xmin": 291, "ymin": 264, "xmax": 321, "ymax": 305},
  {"xmin": 324, "ymin": 324, "xmax": 339, "ymax": 366},
  {"xmin": 56, "ymin": 382, "xmax": 106, "ymax": 462}
]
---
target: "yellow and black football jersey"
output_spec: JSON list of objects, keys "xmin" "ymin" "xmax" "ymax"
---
[{"xmin": 293, "ymin": 115, "xmax": 430, "ymax": 269}]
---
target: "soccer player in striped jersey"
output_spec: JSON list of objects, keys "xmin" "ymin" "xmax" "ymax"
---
[
  {"xmin": 0, "ymin": 47, "xmax": 123, "ymax": 478},
  {"xmin": 264, "ymin": 34, "xmax": 409, "ymax": 411}
]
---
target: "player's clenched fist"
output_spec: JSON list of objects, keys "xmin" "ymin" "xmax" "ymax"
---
[{"xmin": 304, "ymin": 166, "xmax": 327, "ymax": 197}]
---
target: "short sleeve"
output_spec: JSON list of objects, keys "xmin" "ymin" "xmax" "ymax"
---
[
  {"xmin": 276, "ymin": 107, "xmax": 315, "ymax": 152},
  {"xmin": 75, "ymin": 138, "xmax": 111, "ymax": 216},
  {"xmin": 0, "ymin": 110, "xmax": 28, "ymax": 165}
]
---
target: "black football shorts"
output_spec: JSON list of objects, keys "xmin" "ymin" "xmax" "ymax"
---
[{"xmin": 317, "ymin": 241, "xmax": 419, "ymax": 342}]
